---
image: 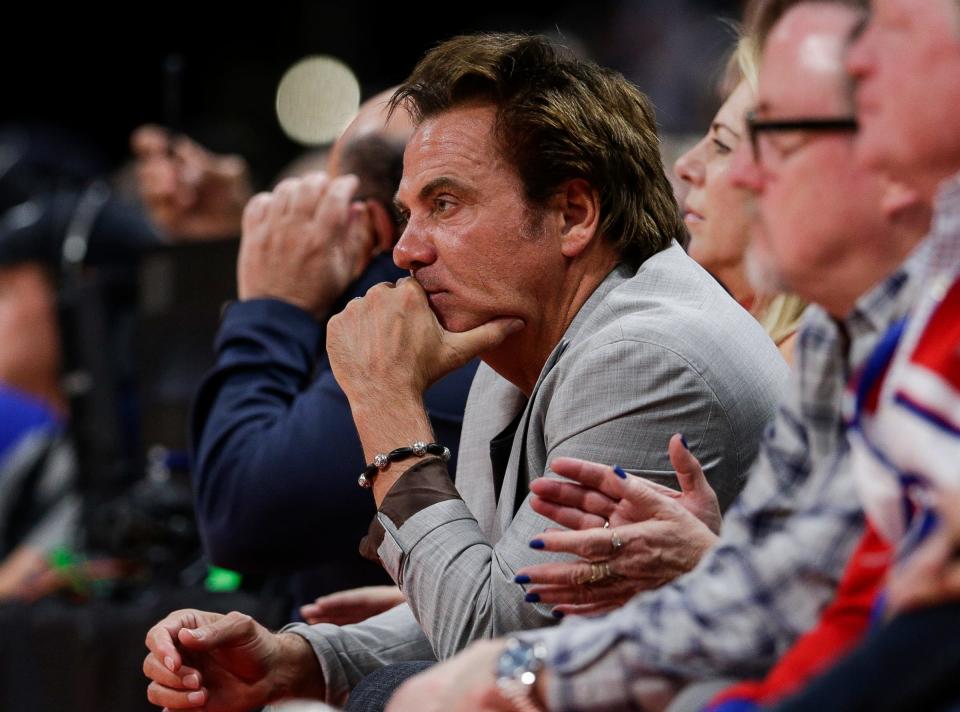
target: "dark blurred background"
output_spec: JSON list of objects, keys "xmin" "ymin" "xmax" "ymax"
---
[{"xmin": 4, "ymin": 0, "xmax": 742, "ymax": 184}]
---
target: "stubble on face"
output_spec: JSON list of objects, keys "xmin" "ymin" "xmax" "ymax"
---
[{"xmin": 742, "ymin": 195, "xmax": 787, "ymax": 295}]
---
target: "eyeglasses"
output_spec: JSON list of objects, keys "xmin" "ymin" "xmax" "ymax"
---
[{"xmin": 745, "ymin": 111, "xmax": 858, "ymax": 165}]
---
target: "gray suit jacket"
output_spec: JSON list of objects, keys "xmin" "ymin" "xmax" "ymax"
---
[{"xmin": 287, "ymin": 243, "xmax": 788, "ymax": 705}]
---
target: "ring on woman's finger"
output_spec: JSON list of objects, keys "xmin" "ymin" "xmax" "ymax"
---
[
  {"xmin": 610, "ymin": 530, "xmax": 624, "ymax": 552},
  {"xmin": 585, "ymin": 561, "xmax": 616, "ymax": 584},
  {"xmin": 603, "ymin": 519, "xmax": 610, "ymax": 529}
]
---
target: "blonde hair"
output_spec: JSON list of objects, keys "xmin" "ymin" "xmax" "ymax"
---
[
  {"xmin": 754, "ymin": 293, "xmax": 808, "ymax": 346},
  {"xmin": 721, "ymin": 34, "xmax": 761, "ymax": 96}
]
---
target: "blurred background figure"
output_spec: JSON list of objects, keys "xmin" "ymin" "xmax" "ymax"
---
[
  {"xmin": 158, "ymin": 87, "xmax": 479, "ymax": 623},
  {"xmin": 674, "ymin": 31, "xmax": 807, "ymax": 362},
  {"xmin": 0, "ymin": 124, "xmax": 280, "ymax": 712}
]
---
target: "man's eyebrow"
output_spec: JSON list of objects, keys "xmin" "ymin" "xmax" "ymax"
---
[{"xmin": 393, "ymin": 176, "xmax": 476, "ymax": 214}]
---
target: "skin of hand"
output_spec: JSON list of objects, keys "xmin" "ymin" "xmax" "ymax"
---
[
  {"xmin": 131, "ymin": 125, "xmax": 252, "ymax": 240},
  {"xmin": 515, "ymin": 435, "xmax": 721, "ymax": 616},
  {"xmin": 300, "ymin": 585, "xmax": 405, "ymax": 625},
  {"xmin": 386, "ymin": 639, "xmax": 521, "ymax": 712},
  {"xmin": 326, "ymin": 277, "xmax": 523, "ymax": 504},
  {"xmin": 0, "ymin": 546, "xmax": 50, "ymax": 600},
  {"xmin": 886, "ymin": 488, "xmax": 960, "ymax": 617},
  {"xmin": 237, "ymin": 171, "xmax": 377, "ymax": 320},
  {"xmin": 143, "ymin": 609, "xmax": 323, "ymax": 711}
]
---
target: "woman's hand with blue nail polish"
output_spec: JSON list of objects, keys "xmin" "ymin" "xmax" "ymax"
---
[{"xmin": 514, "ymin": 448, "xmax": 722, "ymax": 616}]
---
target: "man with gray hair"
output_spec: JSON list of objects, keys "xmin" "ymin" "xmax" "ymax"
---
[{"xmin": 758, "ymin": 2, "xmax": 960, "ymax": 708}]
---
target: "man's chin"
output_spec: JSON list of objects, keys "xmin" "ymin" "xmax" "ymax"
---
[
  {"xmin": 745, "ymin": 242, "xmax": 788, "ymax": 296},
  {"xmin": 852, "ymin": 124, "xmax": 890, "ymax": 174},
  {"xmin": 432, "ymin": 308, "xmax": 481, "ymax": 334}
]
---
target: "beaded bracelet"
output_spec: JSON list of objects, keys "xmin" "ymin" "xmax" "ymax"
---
[{"xmin": 358, "ymin": 441, "xmax": 451, "ymax": 489}]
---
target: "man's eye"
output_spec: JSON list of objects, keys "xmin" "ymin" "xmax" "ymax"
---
[{"xmin": 434, "ymin": 197, "xmax": 455, "ymax": 213}]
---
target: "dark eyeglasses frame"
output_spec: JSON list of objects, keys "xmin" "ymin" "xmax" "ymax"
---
[{"xmin": 745, "ymin": 111, "xmax": 858, "ymax": 164}]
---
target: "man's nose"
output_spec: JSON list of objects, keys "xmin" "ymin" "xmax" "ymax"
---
[
  {"xmin": 845, "ymin": 20, "xmax": 874, "ymax": 83},
  {"xmin": 728, "ymin": 139, "xmax": 764, "ymax": 194},
  {"xmin": 393, "ymin": 215, "xmax": 438, "ymax": 270}
]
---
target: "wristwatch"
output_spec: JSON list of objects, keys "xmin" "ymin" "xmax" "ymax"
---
[{"xmin": 495, "ymin": 637, "xmax": 548, "ymax": 712}]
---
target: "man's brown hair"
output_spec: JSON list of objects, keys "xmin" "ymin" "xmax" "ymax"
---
[{"xmin": 390, "ymin": 33, "xmax": 686, "ymax": 266}]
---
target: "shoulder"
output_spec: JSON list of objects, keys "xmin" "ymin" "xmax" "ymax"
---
[{"xmin": 565, "ymin": 247, "xmax": 788, "ymax": 390}]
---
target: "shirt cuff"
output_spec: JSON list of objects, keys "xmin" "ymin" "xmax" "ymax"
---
[{"xmin": 359, "ymin": 456, "xmax": 461, "ymax": 564}]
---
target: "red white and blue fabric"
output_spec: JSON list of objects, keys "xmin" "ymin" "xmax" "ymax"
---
[
  {"xmin": 847, "ymin": 269, "xmax": 960, "ymax": 560},
  {"xmin": 849, "ymin": 172, "xmax": 960, "ymax": 555}
]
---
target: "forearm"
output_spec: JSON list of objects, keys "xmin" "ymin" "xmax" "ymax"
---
[
  {"xmin": 512, "ymin": 509, "xmax": 862, "ymax": 712},
  {"xmin": 272, "ymin": 632, "xmax": 327, "ymax": 702},
  {"xmin": 284, "ymin": 604, "xmax": 435, "ymax": 706},
  {"xmin": 376, "ymin": 490, "xmax": 560, "ymax": 658},
  {"xmin": 348, "ymin": 394, "xmax": 436, "ymax": 507}
]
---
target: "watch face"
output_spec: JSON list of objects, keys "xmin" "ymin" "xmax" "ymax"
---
[{"xmin": 497, "ymin": 639, "xmax": 541, "ymax": 684}]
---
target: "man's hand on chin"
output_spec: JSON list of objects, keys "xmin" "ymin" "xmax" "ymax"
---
[
  {"xmin": 327, "ymin": 277, "xmax": 523, "ymax": 403},
  {"xmin": 326, "ymin": 279, "xmax": 523, "ymax": 503}
]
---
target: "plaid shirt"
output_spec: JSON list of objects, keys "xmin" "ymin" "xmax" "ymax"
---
[{"xmin": 518, "ymin": 239, "xmax": 933, "ymax": 712}]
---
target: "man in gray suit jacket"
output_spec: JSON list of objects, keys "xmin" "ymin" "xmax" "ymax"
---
[{"xmin": 142, "ymin": 33, "xmax": 786, "ymax": 711}]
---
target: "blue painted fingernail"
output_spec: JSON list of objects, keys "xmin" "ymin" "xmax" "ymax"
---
[
  {"xmin": 514, "ymin": 574, "xmax": 531, "ymax": 584},
  {"xmin": 529, "ymin": 539, "xmax": 545, "ymax": 550},
  {"xmin": 613, "ymin": 465, "xmax": 628, "ymax": 479},
  {"xmin": 525, "ymin": 592, "xmax": 541, "ymax": 603},
  {"xmin": 680, "ymin": 434, "xmax": 689, "ymax": 450},
  {"xmin": 552, "ymin": 609, "xmax": 565, "ymax": 619}
]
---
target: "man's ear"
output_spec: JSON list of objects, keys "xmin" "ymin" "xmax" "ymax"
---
[
  {"xmin": 366, "ymin": 200, "xmax": 397, "ymax": 256},
  {"xmin": 880, "ymin": 178, "xmax": 931, "ymax": 235},
  {"xmin": 556, "ymin": 179, "xmax": 601, "ymax": 258}
]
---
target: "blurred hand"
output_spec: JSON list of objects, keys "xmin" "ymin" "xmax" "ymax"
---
[
  {"xmin": 887, "ymin": 489, "xmax": 960, "ymax": 617},
  {"xmin": 300, "ymin": 585, "xmax": 405, "ymax": 625},
  {"xmin": 131, "ymin": 125, "xmax": 252, "ymax": 240},
  {"xmin": 0, "ymin": 546, "xmax": 50, "ymax": 601},
  {"xmin": 0, "ymin": 546, "xmax": 134, "ymax": 603},
  {"xmin": 238, "ymin": 172, "xmax": 377, "ymax": 319},
  {"xmin": 143, "ymin": 608, "xmax": 322, "ymax": 710},
  {"xmin": 516, "ymin": 437, "xmax": 720, "ymax": 616}
]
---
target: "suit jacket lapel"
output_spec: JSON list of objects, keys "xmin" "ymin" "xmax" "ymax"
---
[{"xmin": 492, "ymin": 262, "xmax": 635, "ymax": 537}]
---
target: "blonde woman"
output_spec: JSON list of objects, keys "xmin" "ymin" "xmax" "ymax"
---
[{"xmin": 675, "ymin": 36, "xmax": 806, "ymax": 363}]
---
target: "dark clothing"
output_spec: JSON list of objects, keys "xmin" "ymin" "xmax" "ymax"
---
[
  {"xmin": 344, "ymin": 661, "xmax": 435, "ymax": 712},
  {"xmin": 190, "ymin": 253, "xmax": 478, "ymax": 609},
  {"xmin": 772, "ymin": 602, "xmax": 960, "ymax": 712}
]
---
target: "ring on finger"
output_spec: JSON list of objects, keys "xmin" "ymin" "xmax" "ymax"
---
[
  {"xmin": 586, "ymin": 561, "xmax": 615, "ymax": 584},
  {"xmin": 610, "ymin": 530, "xmax": 624, "ymax": 552}
]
